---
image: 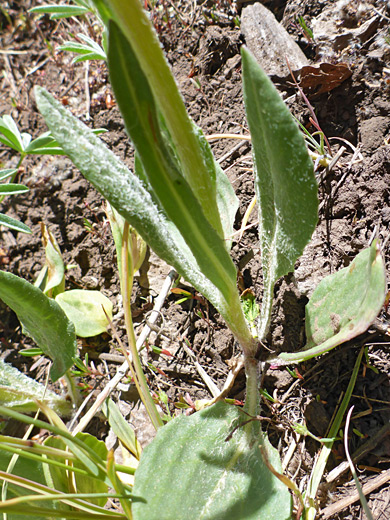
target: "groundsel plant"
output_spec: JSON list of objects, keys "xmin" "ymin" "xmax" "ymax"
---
[{"xmin": 0, "ymin": 0, "xmax": 386, "ymax": 518}]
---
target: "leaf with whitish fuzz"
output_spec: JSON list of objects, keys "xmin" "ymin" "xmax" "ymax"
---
[
  {"xmin": 35, "ymin": 87, "xmax": 252, "ymax": 347},
  {"xmin": 278, "ymin": 241, "xmax": 386, "ymax": 364},
  {"xmin": 242, "ymin": 47, "xmax": 318, "ymax": 340},
  {"xmin": 0, "ymin": 360, "xmax": 71, "ymax": 415},
  {"xmin": 132, "ymin": 401, "xmax": 292, "ymax": 520}
]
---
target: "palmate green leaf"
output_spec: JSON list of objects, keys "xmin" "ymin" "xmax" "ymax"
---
[
  {"xmin": 0, "ymin": 271, "xmax": 76, "ymax": 381},
  {"xmin": 132, "ymin": 401, "xmax": 292, "ymax": 520},
  {"xmin": 59, "ymin": 33, "xmax": 107, "ymax": 62},
  {"xmin": 241, "ymin": 47, "xmax": 318, "ymax": 340},
  {"xmin": 107, "ymin": 20, "xmax": 237, "ymax": 298},
  {"xmin": 278, "ymin": 241, "xmax": 386, "ymax": 364},
  {"xmin": 0, "ymin": 214, "xmax": 31, "ymax": 234},
  {"xmin": 0, "ymin": 115, "xmax": 24, "ymax": 152},
  {"xmin": 24, "ymin": 132, "xmax": 65, "ymax": 156},
  {"xmin": 0, "ymin": 360, "xmax": 71, "ymax": 415},
  {"xmin": 25, "ymin": 129, "xmax": 105, "ymax": 156},
  {"xmin": 34, "ymin": 87, "xmax": 252, "ymax": 346},
  {"xmin": 55, "ymin": 290, "xmax": 113, "ymax": 337}
]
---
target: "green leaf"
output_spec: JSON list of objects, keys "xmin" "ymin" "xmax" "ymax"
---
[
  {"xmin": 241, "ymin": 290, "xmax": 260, "ymax": 338},
  {"xmin": 34, "ymin": 87, "xmax": 252, "ymax": 348},
  {"xmin": 102, "ymin": 0, "xmax": 224, "ymax": 236},
  {"xmin": 107, "ymin": 20, "xmax": 237, "ymax": 300},
  {"xmin": 0, "ymin": 168, "xmax": 18, "ymax": 181},
  {"xmin": 278, "ymin": 241, "xmax": 386, "ymax": 364},
  {"xmin": 102, "ymin": 398, "xmax": 142, "ymax": 459},
  {"xmin": 215, "ymin": 160, "xmax": 239, "ymax": 248},
  {"xmin": 0, "ymin": 115, "xmax": 25, "ymax": 153},
  {"xmin": 55, "ymin": 289, "xmax": 113, "ymax": 337},
  {"xmin": 0, "ymin": 271, "xmax": 76, "ymax": 381},
  {"xmin": 29, "ymin": 5, "xmax": 91, "ymax": 19},
  {"xmin": 0, "ymin": 213, "xmax": 31, "ymax": 234},
  {"xmin": 59, "ymin": 33, "xmax": 106, "ymax": 62},
  {"xmin": 0, "ymin": 449, "xmax": 49, "ymax": 520},
  {"xmin": 0, "ymin": 183, "xmax": 29, "ymax": 195},
  {"xmin": 132, "ymin": 401, "xmax": 292, "ymax": 520},
  {"xmin": 36, "ymin": 223, "xmax": 65, "ymax": 297},
  {"xmin": 24, "ymin": 132, "xmax": 65, "ymax": 155},
  {"xmin": 0, "ymin": 405, "xmax": 103, "ymax": 479},
  {"xmin": 0, "ymin": 360, "xmax": 71, "ymax": 415},
  {"xmin": 73, "ymin": 433, "xmax": 109, "ymax": 506},
  {"xmin": 42, "ymin": 437, "xmax": 72, "ymax": 514},
  {"xmin": 25, "ymin": 129, "xmax": 105, "ymax": 156},
  {"xmin": 241, "ymin": 47, "xmax": 318, "ymax": 340}
]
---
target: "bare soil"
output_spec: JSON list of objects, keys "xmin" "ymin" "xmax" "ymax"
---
[{"xmin": 1, "ymin": 1, "xmax": 390, "ymax": 518}]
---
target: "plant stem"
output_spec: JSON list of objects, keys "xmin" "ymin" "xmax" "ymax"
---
[
  {"xmin": 121, "ymin": 222, "xmax": 163, "ymax": 430},
  {"xmin": 243, "ymin": 352, "xmax": 260, "ymax": 421}
]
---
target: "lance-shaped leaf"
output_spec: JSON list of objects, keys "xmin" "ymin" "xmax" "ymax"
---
[
  {"xmin": 107, "ymin": 20, "xmax": 237, "ymax": 296},
  {"xmin": 98, "ymin": 0, "xmax": 223, "ymax": 236},
  {"xmin": 0, "ymin": 213, "xmax": 31, "ymax": 234},
  {"xmin": 0, "ymin": 184, "xmax": 28, "ymax": 195},
  {"xmin": 43, "ymin": 434, "xmax": 109, "ymax": 507},
  {"xmin": 34, "ymin": 88, "xmax": 251, "ymax": 347},
  {"xmin": 29, "ymin": 5, "xmax": 91, "ymax": 19},
  {"xmin": 278, "ymin": 241, "xmax": 386, "ymax": 364},
  {"xmin": 132, "ymin": 401, "xmax": 292, "ymax": 520},
  {"xmin": 0, "ymin": 115, "xmax": 25, "ymax": 152},
  {"xmin": 242, "ymin": 47, "xmax": 318, "ymax": 340},
  {"xmin": 0, "ymin": 271, "xmax": 76, "ymax": 381}
]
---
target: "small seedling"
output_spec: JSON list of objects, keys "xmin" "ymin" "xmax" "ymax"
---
[{"xmin": 296, "ymin": 15, "xmax": 314, "ymax": 42}]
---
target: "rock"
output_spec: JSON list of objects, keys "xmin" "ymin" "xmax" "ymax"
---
[
  {"xmin": 240, "ymin": 3, "xmax": 309, "ymax": 78},
  {"xmin": 311, "ymin": 2, "xmax": 380, "ymax": 59}
]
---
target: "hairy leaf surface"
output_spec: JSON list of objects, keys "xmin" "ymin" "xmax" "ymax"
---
[
  {"xmin": 132, "ymin": 401, "xmax": 292, "ymax": 520},
  {"xmin": 242, "ymin": 47, "xmax": 318, "ymax": 339},
  {"xmin": 35, "ymin": 87, "xmax": 250, "ymax": 346},
  {"xmin": 278, "ymin": 241, "xmax": 386, "ymax": 363}
]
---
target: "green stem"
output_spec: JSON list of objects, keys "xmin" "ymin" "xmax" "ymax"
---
[
  {"xmin": 121, "ymin": 222, "xmax": 163, "ymax": 430},
  {"xmin": 243, "ymin": 355, "xmax": 259, "ymax": 419},
  {"xmin": 224, "ymin": 295, "xmax": 260, "ymax": 423}
]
